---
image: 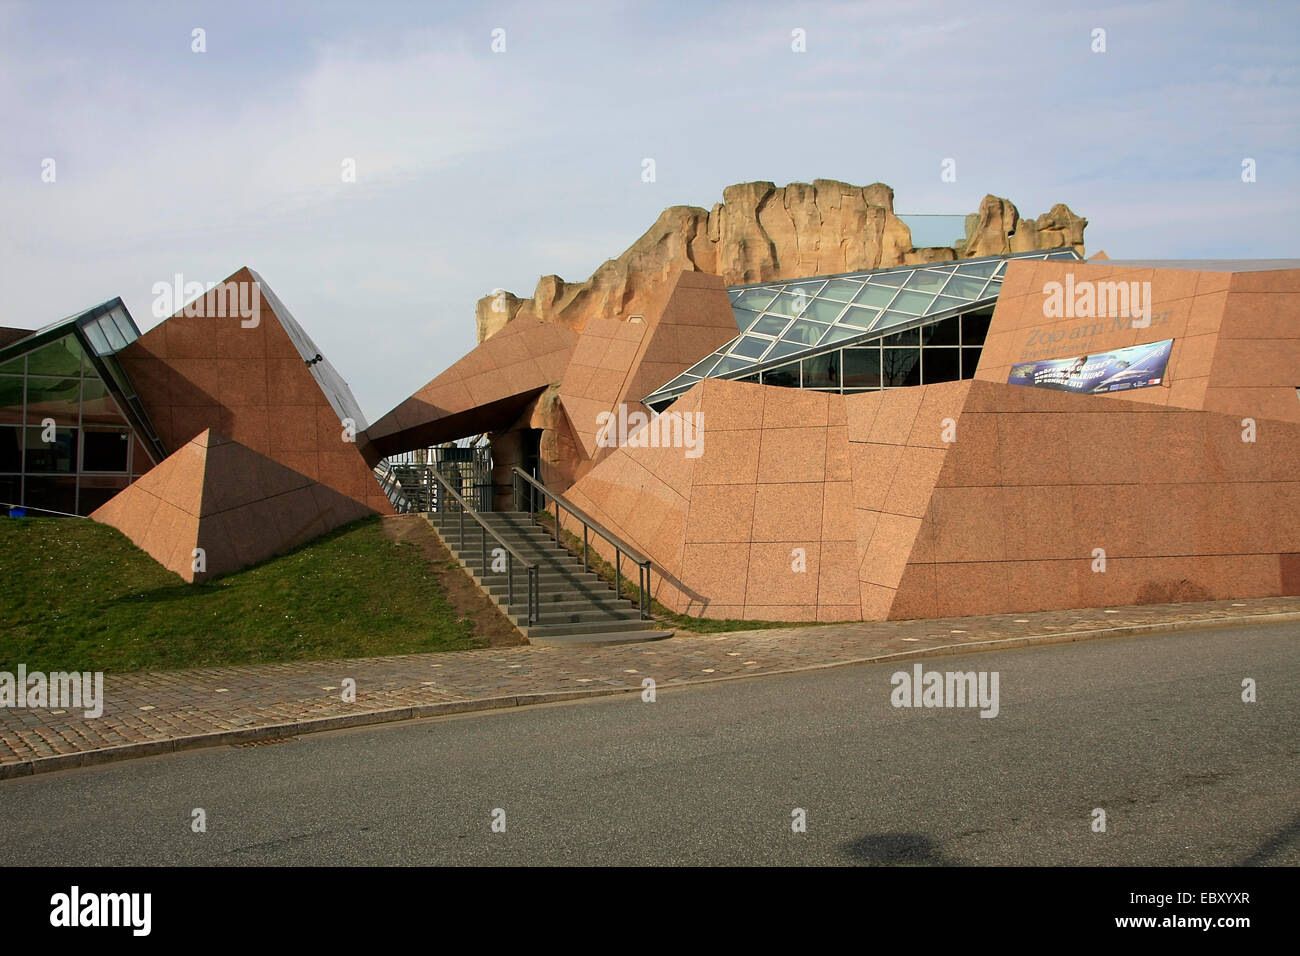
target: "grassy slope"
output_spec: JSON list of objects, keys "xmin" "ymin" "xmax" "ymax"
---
[{"xmin": 0, "ymin": 516, "xmax": 482, "ymax": 673}]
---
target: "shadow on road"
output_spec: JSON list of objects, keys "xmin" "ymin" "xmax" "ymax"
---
[
  {"xmin": 840, "ymin": 832, "xmax": 964, "ymax": 866},
  {"xmin": 1239, "ymin": 813, "xmax": 1300, "ymax": 866}
]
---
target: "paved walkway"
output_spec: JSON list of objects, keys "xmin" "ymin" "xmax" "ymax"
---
[{"xmin": 3, "ymin": 596, "xmax": 1298, "ymax": 777}]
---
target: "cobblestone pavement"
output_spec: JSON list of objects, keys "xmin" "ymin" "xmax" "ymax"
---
[{"xmin": 2, "ymin": 596, "xmax": 1297, "ymax": 775}]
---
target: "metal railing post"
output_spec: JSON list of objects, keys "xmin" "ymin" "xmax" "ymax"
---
[
  {"xmin": 615, "ymin": 551, "xmax": 621, "ymax": 599},
  {"xmin": 481, "ymin": 523, "xmax": 487, "ymax": 577},
  {"xmin": 530, "ymin": 567, "xmax": 538, "ymax": 625},
  {"xmin": 583, "ymin": 526, "xmax": 589, "ymax": 572}
]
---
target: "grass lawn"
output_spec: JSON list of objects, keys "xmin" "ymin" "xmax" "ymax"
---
[{"xmin": 0, "ymin": 516, "xmax": 483, "ymax": 673}]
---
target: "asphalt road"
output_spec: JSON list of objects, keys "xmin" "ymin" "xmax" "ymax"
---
[{"xmin": 0, "ymin": 622, "xmax": 1295, "ymax": 866}]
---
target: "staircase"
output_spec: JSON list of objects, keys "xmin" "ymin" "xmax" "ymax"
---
[{"xmin": 428, "ymin": 510, "xmax": 674, "ymax": 647}]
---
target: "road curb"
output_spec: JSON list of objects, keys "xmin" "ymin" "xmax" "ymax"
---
[{"xmin": 2, "ymin": 609, "xmax": 1296, "ymax": 781}]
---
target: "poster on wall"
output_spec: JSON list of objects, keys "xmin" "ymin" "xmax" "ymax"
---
[{"xmin": 1007, "ymin": 339, "xmax": 1173, "ymax": 393}]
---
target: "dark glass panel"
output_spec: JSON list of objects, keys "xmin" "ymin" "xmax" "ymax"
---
[
  {"xmin": 882, "ymin": 349, "xmax": 921, "ymax": 387},
  {"xmin": 751, "ymin": 314, "xmax": 790, "ymax": 336},
  {"xmin": 659, "ymin": 374, "xmax": 698, "ymax": 395},
  {"xmin": 0, "ymin": 356, "xmax": 23, "ymax": 374},
  {"xmin": 843, "ymin": 348, "xmax": 882, "ymax": 388},
  {"xmin": 819, "ymin": 326, "xmax": 863, "ymax": 347},
  {"xmin": 24, "ymin": 426, "xmax": 77, "ymax": 473},
  {"xmin": 82, "ymin": 427, "xmax": 130, "ymax": 472},
  {"xmin": 820, "ymin": 279, "xmax": 863, "ymax": 302},
  {"xmin": 0, "ymin": 475, "xmax": 19, "ymax": 508},
  {"xmin": 961, "ymin": 311, "xmax": 993, "ymax": 345},
  {"xmin": 762, "ymin": 340, "xmax": 809, "ymax": 362},
  {"xmin": 782, "ymin": 320, "xmax": 829, "ymax": 346},
  {"xmin": 882, "ymin": 327, "xmax": 920, "ymax": 346},
  {"xmin": 920, "ymin": 316, "xmax": 960, "ymax": 346},
  {"xmin": 762, "ymin": 363, "xmax": 799, "ymax": 388},
  {"xmin": 922, "ymin": 348, "xmax": 961, "ymax": 384},
  {"xmin": 82, "ymin": 322, "xmax": 111, "ymax": 356},
  {"xmin": 801, "ymin": 352, "xmax": 840, "ymax": 389},
  {"xmin": 955, "ymin": 259, "xmax": 999, "ymax": 278},
  {"xmin": 77, "ymin": 477, "xmax": 129, "ymax": 514},
  {"xmin": 713, "ymin": 356, "xmax": 752, "ymax": 375},
  {"xmin": 732, "ymin": 289, "xmax": 779, "ymax": 312},
  {"xmin": 25, "ymin": 337, "xmax": 84, "ymax": 377},
  {"xmin": 942, "ymin": 275, "xmax": 989, "ymax": 299},
  {"xmin": 110, "ymin": 309, "xmax": 139, "ymax": 345},
  {"xmin": 684, "ymin": 353, "xmax": 723, "ymax": 377},
  {"xmin": 765, "ymin": 291, "xmax": 812, "ymax": 317},
  {"xmin": 869, "ymin": 270, "xmax": 911, "ymax": 287},
  {"xmin": 962, "ymin": 347, "xmax": 983, "ymax": 378},
  {"xmin": 837, "ymin": 305, "xmax": 879, "ymax": 330},
  {"xmin": 730, "ymin": 336, "xmax": 771, "ymax": 360},
  {"xmin": 23, "ymin": 476, "xmax": 77, "ymax": 515},
  {"xmin": 890, "ymin": 290, "xmax": 936, "ymax": 315},
  {"xmin": 802, "ymin": 297, "xmax": 847, "ymax": 324},
  {"xmin": 853, "ymin": 284, "xmax": 898, "ymax": 308},
  {"xmin": 80, "ymin": 375, "xmax": 129, "ymax": 425},
  {"xmin": 905, "ymin": 269, "xmax": 953, "ymax": 293},
  {"xmin": 0, "ymin": 376, "xmax": 23, "ymax": 424},
  {"xmin": 25, "ymin": 376, "xmax": 80, "ymax": 425},
  {"xmin": 97, "ymin": 317, "xmax": 127, "ymax": 352},
  {"xmin": 0, "ymin": 426, "xmax": 21, "ymax": 471}
]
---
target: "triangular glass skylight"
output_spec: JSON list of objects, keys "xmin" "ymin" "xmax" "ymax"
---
[{"xmin": 642, "ymin": 249, "xmax": 1082, "ymax": 405}]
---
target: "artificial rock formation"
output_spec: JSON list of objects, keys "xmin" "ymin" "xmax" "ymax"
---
[{"xmin": 476, "ymin": 180, "xmax": 1087, "ymax": 342}]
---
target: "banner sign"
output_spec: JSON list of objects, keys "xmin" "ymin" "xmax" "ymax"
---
[{"xmin": 1007, "ymin": 339, "xmax": 1173, "ymax": 394}]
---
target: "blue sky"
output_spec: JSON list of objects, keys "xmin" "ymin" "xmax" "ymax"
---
[{"xmin": 2, "ymin": 0, "xmax": 1297, "ymax": 421}]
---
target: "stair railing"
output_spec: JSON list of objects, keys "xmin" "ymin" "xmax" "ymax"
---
[
  {"xmin": 428, "ymin": 467, "xmax": 539, "ymax": 625},
  {"xmin": 511, "ymin": 467, "xmax": 652, "ymax": 621}
]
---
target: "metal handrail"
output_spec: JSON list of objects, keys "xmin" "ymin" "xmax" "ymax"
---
[
  {"xmin": 511, "ymin": 467, "xmax": 653, "ymax": 620},
  {"xmin": 426, "ymin": 468, "xmax": 539, "ymax": 626}
]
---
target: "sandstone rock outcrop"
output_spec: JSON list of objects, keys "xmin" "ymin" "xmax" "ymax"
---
[{"xmin": 477, "ymin": 180, "xmax": 1086, "ymax": 343}]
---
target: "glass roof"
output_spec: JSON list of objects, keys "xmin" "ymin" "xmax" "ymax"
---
[
  {"xmin": 0, "ymin": 298, "xmax": 166, "ymax": 463},
  {"xmin": 0, "ymin": 299, "xmax": 141, "ymax": 361},
  {"xmin": 645, "ymin": 249, "xmax": 1083, "ymax": 404}
]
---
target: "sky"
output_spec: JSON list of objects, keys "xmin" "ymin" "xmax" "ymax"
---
[{"xmin": 2, "ymin": 0, "xmax": 1297, "ymax": 423}]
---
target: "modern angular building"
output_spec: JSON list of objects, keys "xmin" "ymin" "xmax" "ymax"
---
[
  {"xmin": 367, "ymin": 252, "xmax": 1300, "ymax": 623},
  {"xmin": 2, "ymin": 270, "xmax": 390, "ymax": 581},
  {"xmin": 6, "ymin": 185, "xmax": 1297, "ymax": 626}
]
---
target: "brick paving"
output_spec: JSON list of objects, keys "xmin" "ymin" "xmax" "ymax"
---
[{"xmin": 2, "ymin": 596, "xmax": 1297, "ymax": 776}]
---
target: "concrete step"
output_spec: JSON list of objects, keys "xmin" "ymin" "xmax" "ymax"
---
[
  {"xmin": 511, "ymin": 607, "xmax": 642, "ymax": 626},
  {"xmin": 452, "ymin": 549, "xmax": 583, "ymax": 569},
  {"xmin": 447, "ymin": 544, "xmax": 575, "ymax": 562},
  {"xmin": 469, "ymin": 569, "xmax": 605, "ymax": 588},
  {"xmin": 492, "ymin": 585, "xmax": 619, "ymax": 604},
  {"xmin": 522, "ymin": 618, "xmax": 660, "ymax": 639},
  {"xmin": 526, "ymin": 629, "xmax": 676, "ymax": 647},
  {"xmin": 501, "ymin": 598, "xmax": 634, "ymax": 615}
]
